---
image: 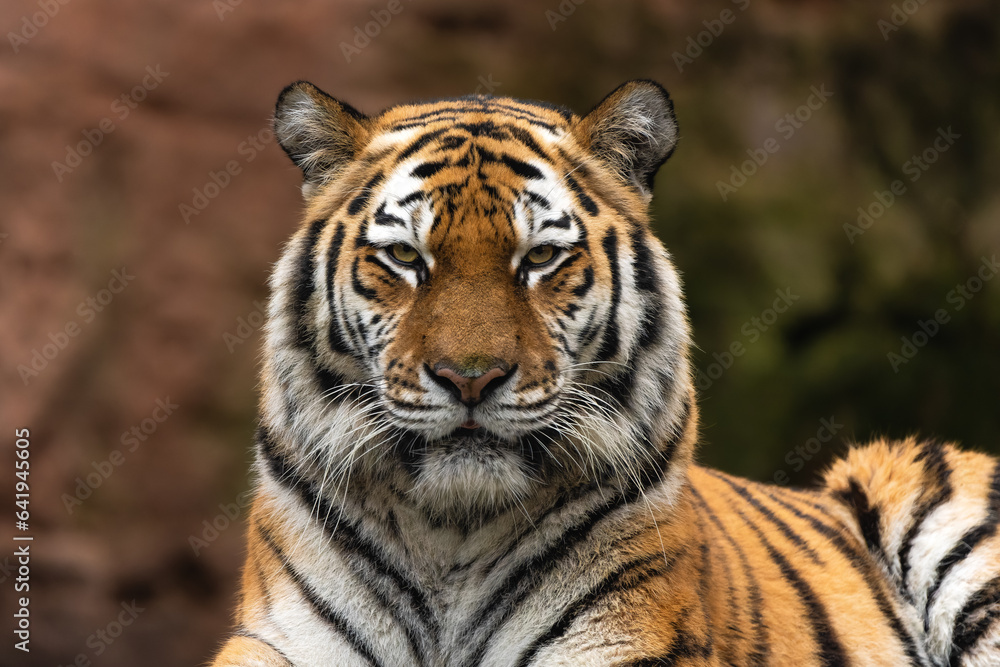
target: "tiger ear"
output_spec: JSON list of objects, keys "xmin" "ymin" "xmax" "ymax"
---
[
  {"xmin": 273, "ymin": 81, "xmax": 370, "ymax": 196},
  {"xmin": 573, "ymin": 80, "xmax": 679, "ymax": 199}
]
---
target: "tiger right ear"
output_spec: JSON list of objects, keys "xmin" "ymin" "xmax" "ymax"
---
[
  {"xmin": 573, "ymin": 80, "xmax": 679, "ymax": 200},
  {"xmin": 273, "ymin": 81, "xmax": 370, "ymax": 196}
]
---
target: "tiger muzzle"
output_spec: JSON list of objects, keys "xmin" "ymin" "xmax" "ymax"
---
[{"xmin": 426, "ymin": 360, "xmax": 516, "ymax": 407}]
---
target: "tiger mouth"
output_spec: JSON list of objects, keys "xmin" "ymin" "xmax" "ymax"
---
[
  {"xmin": 396, "ymin": 424, "xmax": 556, "ymax": 468},
  {"xmin": 437, "ymin": 425, "xmax": 510, "ymax": 449},
  {"xmin": 447, "ymin": 425, "xmax": 501, "ymax": 446}
]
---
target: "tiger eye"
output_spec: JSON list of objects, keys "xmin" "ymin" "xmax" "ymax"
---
[
  {"xmin": 526, "ymin": 245, "xmax": 556, "ymax": 265},
  {"xmin": 389, "ymin": 243, "xmax": 419, "ymax": 264}
]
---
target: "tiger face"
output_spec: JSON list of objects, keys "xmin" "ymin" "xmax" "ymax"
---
[{"xmin": 264, "ymin": 81, "xmax": 693, "ymax": 519}]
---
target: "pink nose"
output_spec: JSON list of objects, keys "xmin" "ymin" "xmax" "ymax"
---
[{"xmin": 427, "ymin": 363, "xmax": 514, "ymax": 406}]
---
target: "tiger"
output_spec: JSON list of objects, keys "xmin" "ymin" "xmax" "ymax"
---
[{"xmin": 211, "ymin": 79, "xmax": 1000, "ymax": 666}]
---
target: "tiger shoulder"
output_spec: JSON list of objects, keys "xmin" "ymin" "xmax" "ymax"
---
[{"xmin": 211, "ymin": 79, "xmax": 1000, "ymax": 666}]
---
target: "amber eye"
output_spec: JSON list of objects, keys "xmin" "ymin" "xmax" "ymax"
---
[
  {"xmin": 389, "ymin": 243, "xmax": 420, "ymax": 265},
  {"xmin": 525, "ymin": 245, "xmax": 556, "ymax": 266}
]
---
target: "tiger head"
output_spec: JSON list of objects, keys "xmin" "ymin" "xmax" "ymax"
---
[{"xmin": 262, "ymin": 80, "xmax": 696, "ymax": 520}]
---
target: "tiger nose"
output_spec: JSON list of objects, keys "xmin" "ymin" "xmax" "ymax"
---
[{"xmin": 427, "ymin": 361, "xmax": 515, "ymax": 406}]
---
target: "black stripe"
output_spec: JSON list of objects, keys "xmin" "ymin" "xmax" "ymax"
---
[
  {"xmin": 512, "ymin": 552, "xmax": 677, "ymax": 667},
  {"xmin": 397, "ymin": 191, "xmax": 427, "ymax": 207},
  {"xmin": 728, "ymin": 501, "xmax": 850, "ymax": 666},
  {"xmin": 694, "ymin": 541, "xmax": 716, "ymax": 659},
  {"xmin": 396, "ymin": 128, "xmax": 447, "ymax": 162},
  {"xmin": 325, "ymin": 223, "xmax": 352, "ymax": 356},
  {"xmin": 539, "ymin": 253, "xmax": 580, "ymax": 283},
  {"xmin": 354, "ymin": 215, "xmax": 371, "ymax": 249},
  {"xmin": 438, "ymin": 134, "xmax": 467, "ymax": 150},
  {"xmin": 570, "ymin": 212, "xmax": 589, "ymax": 252},
  {"xmin": 292, "ymin": 218, "xmax": 327, "ymax": 349},
  {"xmin": 454, "ymin": 115, "xmax": 558, "ymax": 134},
  {"xmin": 636, "ymin": 297, "xmax": 664, "ymax": 349},
  {"xmin": 624, "ymin": 629, "xmax": 714, "ymax": 667},
  {"xmin": 559, "ymin": 302, "xmax": 581, "ymax": 319},
  {"xmin": 950, "ymin": 574, "xmax": 1000, "ymax": 665},
  {"xmin": 315, "ymin": 366, "xmax": 349, "ymax": 398},
  {"xmin": 539, "ymin": 214, "xmax": 571, "ymax": 230},
  {"xmin": 630, "ymin": 226, "xmax": 659, "ymax": 292},
  {"xmin": 595, "ymin": 229, "xmax": 621, "ymax": 362},
  {"xmin": 899, "ymin": 442, "xmax": 954, "ymax": 599},
  {"xmin": 688, "ymin": 487, "xmax": 769, "ymax": 666},
  {"xmin": 411, "ymin": 161, "xmax": 448, "ymax": 179},
  {"xmin": 255, "ymin": 521, "xmax": 384, "ymax": 667},
  {"xmin": 390, "ymin": 111, "xmax": 559, "ymax": 132},
  {"xmin": 348, "ymin": 172, "xmax": 384, "ymax": 216},
  {"xmin": 351, "ymin": 257, "xmax": 378, "ymax": 301},
  {"xmin": 927, "ymin": 462, "xmax": 1000, "ymax": 617},
  {"xmin": 833, "ymin": 478, "xmax": 886, "ymax": 565},
  {"xmin": 764, "ymin": 489, "xmax": 925, "ymax": 666},
  {"xmin": 565, "ymin": 174, "xmax": 599, "ymax": 216},
  {"xmin": 711, "ymin": 472, "xmax": 824, "ymax": 566},
  {"xmin": 507, "ymin": 125, "xmax": 550, "ymax": 161},
  {"xmin": 341, "ymin": 296, "xmax": 366, "ymax": 352},
  {"xmin": 251, "ymin": 555, "xmax": 277, "ymax": 628},
  {"xmin": 373, "ymin": 205, "xmax": 405, "ymax": 227},
  {"xmin": 354, "ymin": 312, "xmax": 370, "ymax": 352},
  {"xmin": 387, "ymin": 104, "xmax": 556, "ymax": 128},
  {"xmin": 497, "ymin": 153, "xmax": 542, "ymax": 180},
  {"xmin": 364, "ymin": 254, "xmax": 404, "ymax": 281},
  {"xmin": 572, "ymin": 266, "xmax": 594, "ymax": 298},
  {"xmin": 256, "ymin": 428, "xmax": 439, "ymax": 650},
  {"xmin": 524, "ymin": 191, "xmax": 551, "ymax": 209},
  {"xmin": 471, "ymin": 98, "xmax": 573, "ymax": 121},
  {"xmin": 596, "ymin": 364, "xmax": 636, "ymax": 407}
]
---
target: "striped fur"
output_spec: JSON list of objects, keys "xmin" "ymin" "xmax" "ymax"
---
[{"xmin": 213, "ymin": 81, "xmax": 1000, "ymax": 666}]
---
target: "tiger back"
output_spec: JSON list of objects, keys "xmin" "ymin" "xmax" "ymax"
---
[{"xmin": 212, "ymin": 80, "xmax": 1000, "ymax": 666}]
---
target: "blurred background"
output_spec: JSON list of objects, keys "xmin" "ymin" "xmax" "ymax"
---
[{"xmin": 1, "ymin": 0, "xmax": 998, "ymax": 664}]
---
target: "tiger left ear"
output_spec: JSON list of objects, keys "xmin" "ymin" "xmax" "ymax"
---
[
  {"xmin": 573, "ymin": 80, "xmax": 679, "ymax": 199},
  {"xmin": 273, "ymin": 81, "xmax": 370, "ymax": 198}
]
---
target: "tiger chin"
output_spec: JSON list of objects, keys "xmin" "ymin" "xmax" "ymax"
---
[{"xmin": 212, "ymin": 80, "xmax": 1000, "ymax": 667}]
